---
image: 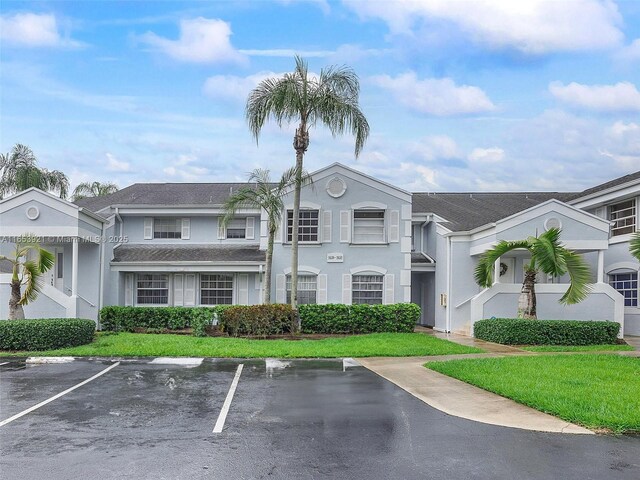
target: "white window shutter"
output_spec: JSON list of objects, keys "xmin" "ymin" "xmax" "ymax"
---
[
  {"xmin": 143, "ymin": 217, "xmax": 153, "ymax": 240},
  {"xmin": 384, "ymin": 274, "xmax": 395, "ymax": 305},
  {"xmin": 184, "ymin": 274, "xmax": 196, "ymax": 306},
  {"xmin": 276, "ymin": 274, "xmax": 286, "ymax": 303},
  {"xmin": 181, "ymin": 218, "xmax": 191, "ymax": 240},
  {"xmin": 217, "ymin": 217, "xmax": 226, "ymax": 240},
  {"xmin": 174, "ymin": 274, "xmax": 184, "ymax": 306},
  {"xmin": 342, "ymin": 274, "xmax": 352, "ymax": 304},
  {"xmin": 389, "ymin": 210, "xmax": 400, "ymax": 243},
  {"xmin": 238, "ymin": 274, "xmax": 249, "ymax": 305},
  {"xmin": 322, "ymin": 210, "xmax": 332, "ymax": 243},
  {"xmin": 340, "ymin": 210, "xmax": 351, "ymax": 243},
  {"xmin": 125, "ymin": 274, "xmax": 134, "ymax": 306},
  {"xmin": 317, "ymin": 274, "xmax": 328, "ymax": 304},
  {"xmin": 246, "ymin": 217, "xmax": 255, "ymax": 240}
]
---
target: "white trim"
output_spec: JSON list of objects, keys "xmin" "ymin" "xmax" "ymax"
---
[
  {"xmin": 112, "ymin": 207, "xmax": 261, "ymax": 215},
  {"xmin": 350, "ymin": 265, "xmax": 387, "ymax": 275},
  {"xmin": 284, "ymin": 201, "xmax": 322, "ymax": 210},
  {"xmin": 283, "ymin": 265, "xmax": 321, "ymax": 275},
  {"xmin": 181, "ymin": 218, "xmax": 191, "ymax": 240},
  {"xmin": 609, "ymin": 233, "xmax": 633, "ymax": 245},
  {"xmin": 112, "ymin": 264, "xmax": 263, "ymax": 273},
  {"xmin": 245, "ymin": 217, "xmax": 255, "ymax": 240},
  {"xmin": 351, "ymin": 201, "xmax": 388, "ymax": 210},
  {"xmin": 569, "ymin": 178, "xmax": 640, "ymax": 208},
  {"xmin": 325, "ymin": 176, "xmax": 347, "ymax": 198},
  {"xmin": 605, "ymin": 262, "xmax": 640, "ymax": 274},
  {"xmin": 469, "ymin": 239, "xmax": 609, "ymax": 256}
]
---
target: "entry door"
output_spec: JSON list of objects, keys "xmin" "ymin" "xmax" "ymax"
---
[
  {"xmin": 498, "ymin": 257, "xmax": 515, "ymax": 284},
  {"xmin": 53, "ymin": 248, "xmax": 64, "ymax": 291}
]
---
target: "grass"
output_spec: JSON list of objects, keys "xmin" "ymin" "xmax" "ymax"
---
[
  {"xmin": 521, "ymin": 344, "xmax": 635, "ymax": 352},
  {"xmin": 1, "ymin": 332, "xmax": 483, "ymax": 358},
  {"xmin": 427, "ymin": 354, "xmax": 640, "ymax": 434}
]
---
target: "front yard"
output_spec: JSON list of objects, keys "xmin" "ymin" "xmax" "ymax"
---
[
  {"xmin": 427, "ymin": 354, "xmax": 640, "ymax": 434},
  {"xmin": 2, "ymin": 331, "xmax": 483, "ymax": 358}
]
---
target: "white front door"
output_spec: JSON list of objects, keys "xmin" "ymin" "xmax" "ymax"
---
[
  {"xmin": 53, "ymin": 248, "xmax": 64, "ymax": 291},
  {"xmin": 498, "ymin": 257, "xmax": 516, "ymax": 284}
]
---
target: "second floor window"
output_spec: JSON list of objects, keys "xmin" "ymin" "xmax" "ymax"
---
[
  {"xmin": 353, "ymin": 210, "xmax": 385, "ymax": 244},
  {"xmin": 287, "ymin": 210, "xmax": 319, "ymax": 243},
  {"xmin": 609, "ymin": 199, "xmax": 636, "ymax": 236},
  {"xmin": 153, "ymin": 218, "xmax": 181, "ymax": 239},
  {"xmin": 226, "ymin": 218, "xmax": 246, "ymax": 239}
]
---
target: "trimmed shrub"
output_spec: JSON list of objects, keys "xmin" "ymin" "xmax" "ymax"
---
[
  {"xmin": 99, "ymin": 306, "xmax": 221, "ymax": 337},
  {"xmin": 0, "ymin": 318, "xmax": 95, "ymax": 351},
  {"xmin": 474, "ymin": 318, "xmax": 620, "ymax": 346},
  {"xmin": 221, "ymin": 304, "xmax": 296, "ymax": 337},
  {"xmin": 299, "ymin": 303, "xmax": 420, "ymax": 334}
]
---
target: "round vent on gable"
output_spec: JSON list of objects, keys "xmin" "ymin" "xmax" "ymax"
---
[
  {"xmin": 26, "ymin": 206, "xmax": 40, "ymax": 220},
  {"xmin": 326, "ymin": 176, "xmax": 347, "ymax": 198},
  {"xmin": 544, "ymin": 217, "xmax": 562, "ymax": 231}
]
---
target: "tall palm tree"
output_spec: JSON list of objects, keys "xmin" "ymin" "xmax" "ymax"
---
[
  {"xmin": 0, "ymin": 236, "xmax": 55, "ymax": 320},
  {"xmin": 223, "ymin": 168, "xmax": 310, "ymax": 304},
  {"xmin": 474, "ymin": 228, "xmax": 592, "ymax": 319},
  {"xmin": 72, "ymin": 181, "xmax": 119, "ymax": 201},
  {"xmin": 246, "ymin": 55, "xmax": 369, "ymax": 308},
  {"xmin": 630, "ymin": 232, "xmax": 640, "ymax": 261},
  {"xmin": 0, "ymin": 144, "xmax": 69, "ymax": 199}
]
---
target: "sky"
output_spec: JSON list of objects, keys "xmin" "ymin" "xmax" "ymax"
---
[{"xmin": 1, "ymin": 0, "xmax": 639, "ymax": 194}]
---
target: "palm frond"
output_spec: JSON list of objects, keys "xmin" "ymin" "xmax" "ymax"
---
[
  {"xmin": 531, "ymin": 228, "xmax": 566, "ymax": 277},
  {"xmin": 19, "ymin": 259, "xmax": 44, "ymax": 305},
  {"xmin": 474, "ymin": 240, "xmax": 531, "ymax": 287},
  {"xmin": 559, "ymin": 249, "xmax": 593, "ymax": 304},
  {"xmin": 630, "ymin": 232, "xmax": 640, "ymax": 261}
]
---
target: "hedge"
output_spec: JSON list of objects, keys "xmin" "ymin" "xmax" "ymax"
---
[
  {"xmin": 221, "ymin": 304, "xmax": 296, "ymax": 337},
  {"xmin": 473, "ymin": 318, "xmax": 620, "ymax": 346},
  {"xmin": 299, "ymin": 303, "xmax": 420, "ymax": 334},
  {"xmin": 0, "ymin": 318, "xmax": 95, "ymax": 351},
  {"xmin": 99, "ymin": 306, "xmax": 231, "ymax": 337}
]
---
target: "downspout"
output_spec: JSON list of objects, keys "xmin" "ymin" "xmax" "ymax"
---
[{"xmin": 446, "ymin": 234, "xmax": 452, "ymax": 333}]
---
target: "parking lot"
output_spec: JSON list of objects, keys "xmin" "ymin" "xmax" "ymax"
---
[{"xmin": 1, "ymin": 358, "xmax": 639, "ymax": 480}]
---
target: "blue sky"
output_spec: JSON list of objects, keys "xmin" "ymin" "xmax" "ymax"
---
[{"xmin": 1, "ymin": 0, "xmax": 639, "ymax": 193}]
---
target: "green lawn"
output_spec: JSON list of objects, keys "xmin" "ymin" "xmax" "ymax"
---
[
  {"xmin": 427, "ymin": 354, "xmax": 640, "ymax": 434},
  {"xmin": 521, "ymin": 344, "xmax": 635, "ymax": 352},
  {"xmin": 2, "ymin": 332, "xmax": 483, "ymax": 358}
]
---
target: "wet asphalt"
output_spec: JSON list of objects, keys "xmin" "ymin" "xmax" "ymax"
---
[{"xmin": 0, "ymin": 358, "xmax": 639, "ymax": 480}]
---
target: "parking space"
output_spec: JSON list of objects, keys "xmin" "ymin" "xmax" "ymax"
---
[{"xmin": 1, "ymin": 358, "xmax": 639, "ymax": 480}]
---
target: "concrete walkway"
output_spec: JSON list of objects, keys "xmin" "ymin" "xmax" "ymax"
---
[{"xmin": 625, "ymin": 335, "xmax": 640, "ymax": 351}]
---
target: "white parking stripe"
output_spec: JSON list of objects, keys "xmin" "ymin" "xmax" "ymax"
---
[
  {"xmin": 212, "ymin": 364, "xmax": 244, "ymax": 434},
  {"xmin": 0, "ymin": 362, "xmax": 9, "ymax": 366},
  {"xmin": 0, "ymin": 362, "xmax": 120, "ymax": 428}
]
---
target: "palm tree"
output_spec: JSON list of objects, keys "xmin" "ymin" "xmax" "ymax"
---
[
  {"xmin": 223, "ymin": 168, "xmax": 310, "ymax": 304},
  {"xmin": 0, "ymin": 144, "xmax": 69, "ymax": 199},
  {"xmin": 0, "ymin": 236, "xmax": 55, "ymax": 320},
  {"xmin": 630, "ymin": 232, "xmax": 640, "ymax": 261},
  {"xmin": 72, "ymin": 181, "xmax": 119, "ymax": 201},
  {"xmin": 246, "ymin": 55, "xmax": 369, "ymax": 308},
  {"xmin": 474, "ymin": 228, "xmax": 592, "ymax": 319}
]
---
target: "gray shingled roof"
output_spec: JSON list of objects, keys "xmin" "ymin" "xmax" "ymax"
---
[
  {"xmin": 75, "ymin": 183, "xmax": 269, "ymax": 213},
  {"xmin": 568, "ymin": 170, "xmax": 640, "ymax": 201},
  {"xmin": 412, "ymin": 192, "xmax": 577, "ymax": 232},
  {"xmin": 411, "ymin": 252, "xmax": 434, "ymax": 264},
  {"xmin": 112, "ymin": 244, "xmax": 265, "ymax": 263}
]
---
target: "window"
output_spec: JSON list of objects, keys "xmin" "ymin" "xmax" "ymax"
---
[
  {"xmin": 56, "ymin": 252, "xmax": 63, "ymax": 279},
  {"xmin": 609, "ymin": 199, "xmax": 636, "ymax": 236},
  {"xmin": 226, "ymin": 218, "xmax": 246, "ymax": 239},
  {"xmin": 200, "ymin": 274, "xmax": 233, "ymax": 305},
  {"xmin": 286, "ymin": 275, "xmax": 317, "ymax": 304},
  {"xmin": 353, "ymin": 210, "xmax": 385, "ymax": 244},
  {"xmin": 137, "ymin": 274, "xmax": 169, "ymax": 305},
  {"xmin": 352, "ymin": 275, "xmax": 384, "ymax": 304},
  {"xmin": 287, "ymin": 210, "xmax": 319, "ymax": 243},
  {"xmin": 153, "ymin": 218, "xmax": 181, "ymax": 239},
  {"xmin": 609, "ymin": 272, "xmax": 638, "ymax": 307}
]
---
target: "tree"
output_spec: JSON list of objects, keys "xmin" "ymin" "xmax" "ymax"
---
[
  {"xmin": 474, "ymin": 228, "xmax": 592, "ymax": 319},
  {"xmin": 0, "ymin": 144, "xmax": 69, "ymax": 199},
  {"xmin": 0, "ymin": 236, "xmax": 55, "ymax": 320},
  {"xmin": 222, "ymin": 168, "xmax": 310, "ymax": 304},
  {"xmin": 246, "ymin": 56, "xmax": 369, "ymax": 308},
  {"xmin": 630, "ymin": 232, "xmax": 640, "ymax": 261},
  {"xmin": 72, "ymin": 181, "xmax": 119, "ymax": 201}
]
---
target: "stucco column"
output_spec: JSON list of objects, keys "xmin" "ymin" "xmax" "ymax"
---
[
  {"xmin": 494, "ymin": 258, "xmax": 501, "ymax": 285},
  {"xmin": 72, "ymin": 238, "xmax": 79, "ymax": 296},
  {"xmin": 597, "ymin": 249, "xmax": 604, "ymax": 283}
]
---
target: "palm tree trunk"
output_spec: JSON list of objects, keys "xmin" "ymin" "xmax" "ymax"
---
[
  {"xmin": 264, "ymin": 224, "xmax": 276, "ymax": 304},
  {"xmin": 517, "ymin": 269, "xmax": 537, "ymax": 319},
  {"xmin": 9, "ymin": 279, "xmax": 24, "ymax": 320},
  {"xmin": 290, "ymin": 123, "xmax": 309, "ymax": 312}
]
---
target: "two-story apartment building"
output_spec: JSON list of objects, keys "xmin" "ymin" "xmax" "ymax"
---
[{"xmin": 1, "ymin": 163, "xmax": 638, "ymax": 337}]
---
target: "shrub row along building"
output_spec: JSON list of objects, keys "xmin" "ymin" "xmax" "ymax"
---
[{"xmin": 1, "ymin": 163, "xmax": 638, "ymax": 337}]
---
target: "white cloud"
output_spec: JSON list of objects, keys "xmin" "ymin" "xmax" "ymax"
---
[
  {"xmin": 344, "ymin": 0, "xmax": 623, "ymax": 54},
  {"xmin": 549, "ymin": 81, "xmax": 640, "ymax": 112},
  {"xmin": 468, "ymin": 147, "xmax": 505, "ymax": 164},
  {"xmin": 105, "ymin": 153, "xmax": 131, "ymax": 172},
  {"xmin": 0, "ymin": 13, "xmax": 83, "ymax": 48},
  {"xmin": 617, "ymin": 38, "xmax": 640, "ymax": 62},
  {"xmin": 408, "ymin": 135, "xmax": 460, "ymax": 161},
  {"xmin": 371, "ymin": 72, "xmax": 495, "ymax": 116},
  {"xmin": 163, "ymin": 154, "xmax": 210, "ymax": 181},
  {"xmin": 203, "ymin": 71, "xmax": 279, "ymax": 102},
  {"xmin": 138, "ymin": 17, "xmax": 246, "ymax": 64},
  {"xmin": 276, "ymin": 0, "xmax": 330, "ymax": 14}
]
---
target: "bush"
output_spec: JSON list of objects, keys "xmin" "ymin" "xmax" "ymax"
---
[
  {"xmin": 221, "ymin": 304, "xmax": 296, "ymax": 337},
  {"xmin": 299, "ymin": 303, "xmax": 420, "ymax": 334},
  {"xmin": 0, "ymin": 318, "xmax": 95, "ymax": 351},
  {"xmin": 99, "ymin": 306, "xmax": 221, "ymax": 337},
  {"xmin": 473, "ymin": 318, "xmax": 620, "ymax": 346}
]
